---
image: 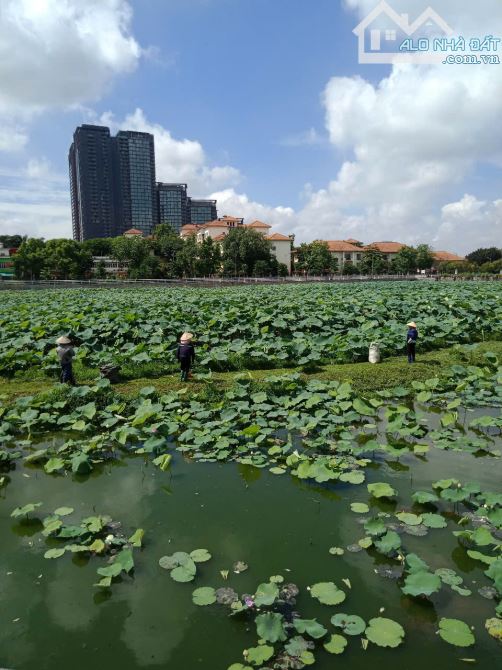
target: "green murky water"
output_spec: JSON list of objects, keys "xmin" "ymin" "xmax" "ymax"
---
[{"xmin": 1, "ymin": 441, "xmax": 501, "ymax": 669}]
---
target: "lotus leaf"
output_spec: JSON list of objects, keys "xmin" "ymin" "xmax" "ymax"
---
[
  {"xmin": 329, "ymin": 547, "xmax": 344, "ymax": 556},
  {"xmin": 323, "ymin": 634, "xmax": 347, "ymax": 654},
  {"xmin": 293, "ymin": 618, "xmax": 327, "ymax": 639},
  {"xmin": 374, "ymin": 531, "xmax": 401, "ymax": 555},
  {"xmin": 331, "ymin": 613, "xmax": 366, "ymax": 636},
  {"xmin": 216, "ymin": 587, "xmax": 238, "ymax": 605},
  {"xmin": 422, "ymin": 513, "xmax": 447, "ymax": 529},
  {"xmin": 412, "ymin": 491, "xmax": 439, "ymax": 505},
  {"xmin": 365, "ymin": 617, "xmax": 405, "ymax": 648},
  {"xmin": 485, "ymin": 617, "xmax": 502, "ymax": 640},
  {"xmin": 485, "ymin": 558, "xmax": 502, "ymax": 594},
  {"xmin": 255, "ymin": 612, "xmax": 286, "ymax": 643},
  {"xmin": 402, "ymin": 571, "xmax": 441, "ymax": 597},
  {"xmin": 44, "ymin": 458, "xmax": 65, "ymax": 474},
  {"xmin": 54, "ymin": 507, "xmax": 74, "ymax": 517},
  {"xmin": 396, "ymin": 512, "xmax": 422, "ymax": 526},
  {"xmin": 339, "ymin": 471, "xmax": 365, "ymax": 484},
  {"xmin": 44, "ymin": 548, "xmax": 66, "ymax": 559},
  {"xmin": 11, "ymin": 502, "xmax": 42, "ymax": 518},
  {"xmin": 128, "ymin": 528, "xmax": 144, "ymax": 547},
  {"xmin": 309, "ymin": 582, "xmax": 346, "ymax": 606},
  {"xmin": 255, "ymin": 582, "xmax": 279, "ymax": 606},
  {"xmin": 190, "ymin": 548, "xmax": 211, "ymax": 562},
  {"xmin": 192, "ymin": 586, "xmax": 217, "ymax": 606},
  {"xmin": 350, "ymin": 502, "xmax": 369, "ymax": 514},
  {"xmin": 367, "ymin": 482, "xmax": 397, "ymax": 499},
  {"xmin": 244, "ymin": 645, "xmax": 274, "ymax": 666},
  {"xmin": 438, "ymin": 618, "xmax": 475, "ymax": 647}
]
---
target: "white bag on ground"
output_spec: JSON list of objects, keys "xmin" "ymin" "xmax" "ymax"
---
[{"xmin": 368, "ymin": 342, "xmax": 381, "ymax": 364}]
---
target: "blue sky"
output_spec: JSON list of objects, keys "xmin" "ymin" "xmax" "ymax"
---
[{"xmin": 0, "ymin": 0, "xmax": 501, "ymax": 253}]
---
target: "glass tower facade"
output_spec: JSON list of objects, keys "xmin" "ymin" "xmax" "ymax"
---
[
  {"xmin": 114, "ymin": 131, "xmax": 157, "ymax": 236},
  {"xmin": 188, "ymin": 198, "xmax": 218, "ymax": 225},
  {"xmin": 157, "ymin": 183, "xmax": 189, "ymax": 233},
  {"xmin": 69, "ymin": 125, "xmax": 116, "ymax": 241}
]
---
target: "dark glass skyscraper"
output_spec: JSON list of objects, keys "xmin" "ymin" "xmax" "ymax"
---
[
  {"xmin": 69, "ymin": 125, "xmax": 156, "ymax": 240},
  {"xmin": 69, "ymin": 125, "xmax": 116, "ymax": 241},
  {"xmin": 157, "ymin": 183, "xmax": 189, "ymax": 233},
  {"xmin": 188, "ymin": 198, "xmax": 218, "ymax": 225},
  {"xmin": 114, "ymin": 131, "xmax": 157, "ymax": 235}
]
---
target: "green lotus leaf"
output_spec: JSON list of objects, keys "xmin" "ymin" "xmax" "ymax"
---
[
  {"xmin": 114, "ymin": 548, "xmax": 134, "ymax": 573},
  {"xmin": 485, "ymin": 558, "xmax": 502, "ymax": 594},
  {"xmin": 171, "ymin": 560, "xmax": 196, "ymax": 582},
  {"xmin": 350, "ymin": 502, "xmax": 369, "ymax": 514},
  {"xmin": 432, "ymin": 479, "xmax": 459, "ymax": 490},
  {"xmin": 323, "ymin": 634, "xmax": 347, "ymax": 654},
  {"xmin": 353, "ymin": 398, "xmax": 376, "ymax": 416},
  {"xmin": 228, "ymin": 665, "xmax": 252, "ymax": 670},
  {"xmin": 411, "ymin": 491, "xmax": 439, "ymax": 505},
  {"xmin": 310, "ymin": 582, "xmax": 346, "ymax": 606},
  {"xmin": 192, "ymin": 586, "xmax": 216, "ymax": 606},
  {"xmin": 152, "ymin": 454, "xmax": 172, "ymax": 471},
  {"xmin": 244, "ymin": 644, "xmax": 274, "ymax": 666},
  {"xmin": 269, "ymin": 467, "xmax": 286, "ymax": 475},
  {"xmin": 364, "ymin": 517, "xmax": 387, "ymax": 536},
  {"xmin": 44, "ymin": 547, "xmax": 66, "ymax": 559},
  {"xmin": 405, "ymin": 553, "xmax": 430, "ymax": 573},
  {"xmin": 340, "ymin": 471, "xmax": 365, "ymax": 484},
  {"xmin": 269, "ymin": 575, "xmax": 284, "ymax": 583},
  {"xmin": 54, "ymin": 507, "xmax": 74, "ymax": 517},
  {"xmin": 254, "ymin": 582, "xmax": 279, "ymax": 606},
  {"xmin": 451, "ymin": 585, "xmax": 471, "ymax": 597},
  {"xmin": 365, "ymin": 617, "xmax": 405, "ymax": 648},
  {"xmin": 396, "ymin": 512, "xmax": 423, "ymax": 526},
  {"xmin": 422, "ymin": 513, "xmax": 447, "ymax": 529},
  {"xmin": 329, "ymin": 547, "xmax": 344, "ymax": 556},
  {"xmin": 438, "ymin": 618, "xmax": 475, "ymax": 647},
  {"xmin": 293, "ymin": 618, "xmax": 327, "ymax": 639},
  {"xmin": 42, "ymin": 516, "xmax": 63, "ymax": 536},
  {"xmin": 89, "ymin": 539, "xmax": 106, "ymax": 554},
  {"xmin": 128, "ymin": 528, "xmax": 144, "ymax": 548},
  {"xmin": 331, "ymin": 613, "xmax": 366, "ymax": 636},
  {"xmin": 97, "ymin": 562, "xmax": 123, "ymax": 579},
  {"xmin": 485, "ymin": 617, "xmax": 502, "ymax": 640},
  {"xmin": 467, "ymin": 550, "xmax": 495, "ymax": 566},
  {"xmin": 190, "ymin": 548, "xmax": 212, "ymax": 563},
  {"xmin": 471, "ymin": 526, "xmax": 496, "ymax": 547},
  {"xmin": 435, "ymin": 568, "xmax": 463, "ymax": 586},
  {"xmin": 367, "ymin": 482, "xmax": 397, "ymax": 499},
  {"xmin": 44, "ymin": 457, "xmax": 65, "ymax": 474},
  {"xmin": 374, "ymin": 530, "xmax": 401, "ymax": 555},
  {"xmin": 11, "ymin": 502, "xmax": 42, "ymax": 518},
  {"xmin": 402, "ymin": 570, "xmax": 442, "ymax": 597},
  {"xmin": 255, "ymin": 612, "xmax": 286, "ymax": 643},
  {"xmin": 358, "ymin": 536, "xmax": 373, "ymax": 549},
  {"xmin": 284, "ymin": 636, "xmax": 309, "ymax": 656}
]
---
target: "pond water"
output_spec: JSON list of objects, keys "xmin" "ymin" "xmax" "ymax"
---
[{"xmin": 1, "ymin": 434, "xmax": 501, "ymax": 669}]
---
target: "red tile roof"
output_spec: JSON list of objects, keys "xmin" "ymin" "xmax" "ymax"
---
[
  {"xmin": 365, "ymin": 241, "xmax": 405, "ymax": 253},
  {"xmin": 345, "ymin": 238, "xmax": 362, "ymax": 244},
  {"xmin": 433, "ymin": 251, "xmax": 467, "ymax": 262},
  {"xmin": 213, "ymin": 233, "xmax": 227, "ymax": 241},
  {"xmin": 247, "ymin": 220, "xmax": 271, "ymax": 229},
  {"xmin": 123, "ymin": 228, "xmax": 143, "ymax": 236},
  {"xmin": 266, "ymin": 233, "xmax": 291, "ymax": 241},
  {"xmin": 326, "ymin": 240, "xmax": 362, "ymax": 252}
]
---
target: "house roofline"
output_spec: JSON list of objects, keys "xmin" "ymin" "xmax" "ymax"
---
[{"xmin": 352, "ymin": 0, "xmax": 408, "ymax": 35}]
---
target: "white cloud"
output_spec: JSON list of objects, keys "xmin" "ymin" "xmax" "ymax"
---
[
  {"xmin": 435, "ymin": 195, "xmax": 502, "ymax": 253},
  {"xmin": 279, "ymin": 128, "xmax": 326, "ymax": 147},
  {"xmin": 101, "ymin": 108, "xmax": 242, "ymax": 195},
  {"xmin": 209, "ymin": 188, "xmax": 296, "ymax": 232},
  {"xmin": 0, "ymin": 0, "xmax": 141, "ymax": 152}
]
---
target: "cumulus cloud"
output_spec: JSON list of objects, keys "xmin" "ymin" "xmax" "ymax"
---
[
  {"xmin": 209, "ymin": 188, "xmax": 296, "ymax": 232},
  {"xmin": 101, "ymin": 108, "xmax": 242, "ymax": 195},
  {"xmin": 0, "ymin": 0, "xmax": 141, "ymax": 152},
  {"xmin": 435, "ymin": 195, "xmax": 502, "ymax": 253}
]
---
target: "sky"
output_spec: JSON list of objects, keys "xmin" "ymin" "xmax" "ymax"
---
[{"xmin": 0, "ymin": 0, "xmax": 501, "ymax": 254}]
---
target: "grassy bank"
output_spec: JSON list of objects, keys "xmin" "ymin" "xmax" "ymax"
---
[{"xmin": 1, "ymin": 340, "xmax": 500, "ymax": 403}]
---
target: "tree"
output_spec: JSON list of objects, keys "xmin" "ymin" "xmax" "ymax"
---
[
  {"xmin": 0, "ymin": 234, "xmax": 25, "ymax": 248},
  {"xmin": 82, "ymin": 238, "xmax": 113, "ymax": 256},
  {"xmin": 342, "ymin": 260, "xmax": 359, "ymax": 275},
  {"xmin": 466, "ymin": 247, "xmax": 502, "ymax": 265},
  {"xmin": 152, "ymin": 224, "xmax": 184, "ymax": 277},
  {"xmin": 221, "ymin": 228, "xmax": 273, "ymax": 276},
  {"xmin": 93, "ymin": 260, "xmax": 107, "ymax": 279},
  {"xmin": 196, "ymin": 236, "xmax": 221, "ymax": 276},
  {"xmin": 416, "ymin": 244, "xmax": 434, "ymax": 271},
  {"xmin": 42, "ymin": 239, "xmax": 92, "ymax": 279},
  {"xmin": 359, "ymin": 247, "xmax": 388, "ymax": 275},
  {"xmin": 176, "ymin": 235, "xmax": 198, "ymax": 277},
  {"xmin": 390, "ymin": 246, "xmax": 418, "ymax": 274},
  {"xmin": 253, "ymin": 259, "xmax": 271, "ymax": 277},
  {"xmin": 295, "ymin": 241, "xmax": 333, "ymax": 275},
  {"xmin": 13, "ymin": 238, "xmax": 46, "ymax": 279}
]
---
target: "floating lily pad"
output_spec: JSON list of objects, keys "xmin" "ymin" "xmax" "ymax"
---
[
  {"xmin": 244, "ymin": 645, "xmax": 274, "ymax": 666},
  {"xmin": 44, "ymin": 547, "xmax": 65, "ymax": 559},
  {"xmin": 374, "ymin": 531, "xmax": 401, "ymax": 555},
  {"xmin": 411, "ymin": 491, "xmax": 439, "ymax": 505},
  {"xmin": 323, "ymin": 634, "xmax": 347, "ymax": 654},
  {"xmin": 367, "ymin": 483, "xmax": 397, "ymax": 499},
  {"xmin": 331, "ymin": 613, "xmax": 366, "ymax": 636},
  {"xmin": 54, "ymin": 507, "xmax": 74, "ymax": 517},
  {"xmin": 438, "ymin": 618, "xmax": 475, "ymax": 647},
  {"xmin": 402, "ymin": 524, "xmax": 428, "ymax": 537},
  {"xmin": 351, "ymin": 502, "xmax": 370, "ymax": 514},
  {"xmin": 192, "ymin": 586, "xmax": 216, "ymax": 606},
  {"xmin": 216, "ymin": 587, "xmax": 238, "ymax": 605},
  {"xmin": 422, "ymin": 513, "xmax": 447, "ymax": 529},
  {"xmin": 255, "ymin": 612, "xmax": 286, "ymax": 643},
  {"xmin": 293, "ymin": 618, "xmax": 327, "ymax": 639},
  {"xmin": 396, "ymin": 512, "xmax": 423, "ymax": 526},
  {"xmin": 309, "ymin": 582, "xmax": 346, "ymax": 606},
  {"xmin": 485, "ymin": 617, "xmax": 502, "ymax": 640},
  {"xmin": 255, "ymin": 582, "xmax": 279, "ymax": 606},
  {"xmin": 190, "ymin": 548, "xmax": 211, "ymax": 563},
  {"xmin": 11, "ymin": 502, "xmax": 42, "ymax": 518},
  {"xmin": 365, "ymin": 617, "xmax": 405, "ymax": 648},
  {"xmin": 402, "ymin": 571, "xmax": 442, "ymax": 597},
  {"xmin": 329, "ymin": 547, "xmax": 344, "ymax": 556}
]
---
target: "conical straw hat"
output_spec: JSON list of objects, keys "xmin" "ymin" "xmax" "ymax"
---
[
  {"xmin": 56, "ymin": 336, "xmax": 71, "ymax": 345},
  {"xmin": 180, "ymin": 332, "xmax": 193, "ymax": 342}
]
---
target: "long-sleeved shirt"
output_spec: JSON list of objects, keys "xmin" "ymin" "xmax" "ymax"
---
[
  {"xmin": 56, "ymin": 345, "xmax": 75, "ymax": 364},
  {"xmin": 176, "ymin": 342, "xmax": 195, "ymax": 363},
  {"xmin": 406, "ymin": 328, "xmax": 418, "ymax": 344}
]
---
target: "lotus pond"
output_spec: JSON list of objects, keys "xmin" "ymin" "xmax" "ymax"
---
[{"xmin": 0, "ymin": 283, "xmax": 501, "ymax": 669}]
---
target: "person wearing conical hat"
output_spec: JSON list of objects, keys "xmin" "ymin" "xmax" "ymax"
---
[
  {"xmin": 406, "ymin": 321, "xmax": 418, "ymax": 364},
  {"xmin": 56, "ymin": 336, "xmax": 76, "ymax": 385},
  {"xmin": 176, "ymin": 332, "xmax": 195, "ymax": 382}
]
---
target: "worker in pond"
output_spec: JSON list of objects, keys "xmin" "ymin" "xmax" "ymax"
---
[
  {"xmin": 406, "ymin": 321, "xmax": 418, "ymax": 363},
  {"xmin": 177, "ymin": 332, "xmax": 195, "ymax": 381},
  {"xmin": 56, "ymin": 335, "xmax": 76, "ymax": 385}
]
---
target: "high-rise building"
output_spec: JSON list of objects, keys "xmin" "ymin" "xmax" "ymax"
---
[
  {"xmin": 69, "ymin": 125, "xmax": 156, "ymax": 240},
  {"xmin": 156, "ymin": 183, "xmax": 189, "ymax": 233},
  {"xmin": 69, "ymin": 125, "xmax": 116, "ymax": 241},
  {"xmin": 188, "ymin": 198, "xmax": 218, "ymax": 226},
  {"xmin": 113, "ymin": 131, "xmax": 157, "ymax": 236}
]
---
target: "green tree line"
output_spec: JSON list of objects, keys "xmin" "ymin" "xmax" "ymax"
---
[{"xmin": 10, "ymin": 226, "xmax": 289, "ymax": 280}]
